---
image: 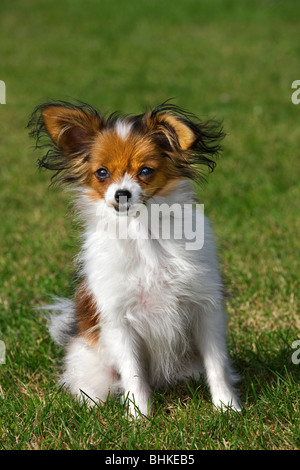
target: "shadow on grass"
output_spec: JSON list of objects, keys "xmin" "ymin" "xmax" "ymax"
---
[
  {"xmin": 228, "ymin": 330, "xmax": 300, "ymax": 407},
  {"xmin": 150, "ymin": 329, "xmax": 299, "ymax": 415}
]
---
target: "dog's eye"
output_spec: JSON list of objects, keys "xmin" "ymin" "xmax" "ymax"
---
[
  {"xmin": 96, "ymin": 168, "xmax": 110, "ymax": 180},
  {"xmin": 139, "ymin": 167, "xmax": 154, "ymax": 178}
]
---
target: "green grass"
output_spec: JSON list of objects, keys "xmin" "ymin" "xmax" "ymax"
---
[{"xmin": 0, "ymin": 0, "xmax": 299, "ymax": 450}]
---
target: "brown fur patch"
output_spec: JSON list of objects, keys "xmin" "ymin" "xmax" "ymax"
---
[
  {"xmin": 74, "ymin": 280, "xmax": 100, "ymax": 345},
  {"xmin": 88, "ymin": 129, "xmax": 183, "ymax": 200},
  {"xmin": 148, "ymin": 113, "xmax": 196, "ymax": 150},
  {"xmin": 154, "ymin": 178, "xmax": 184, "ymax": 197},
  {"xmin": 42, "ymin": 106, "xmax": 101, "ymax": 149}
]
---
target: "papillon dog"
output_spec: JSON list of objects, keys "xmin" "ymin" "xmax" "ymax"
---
[{"xmin": 29, "ymin": 101, "xmax": 240, "ymax": 417}]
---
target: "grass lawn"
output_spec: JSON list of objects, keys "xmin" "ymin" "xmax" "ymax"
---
[{"xmin": 0, "ymin": 0, "xmax": 299, "ymax": 450}]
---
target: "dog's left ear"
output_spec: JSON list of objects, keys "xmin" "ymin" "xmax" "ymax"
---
[
  {"xmin": 154, "ymin": 113, "xmax": 196, "ymax": 150},
  {"xmin": 146, "ymin": 104, "xmax": 224, "ymax": 177},
  {"xmin": 146, "ymin": 107, "xmax": 197, "ymax": 151}
]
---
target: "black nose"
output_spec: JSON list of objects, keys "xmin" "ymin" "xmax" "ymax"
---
[{"xmin": 115, "ymin": 189, "xmax": 132, "ymax": 203}]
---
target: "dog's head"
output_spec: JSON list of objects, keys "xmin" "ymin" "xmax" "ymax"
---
[{"xmin": 29, "ymin": 101, "xmax": 223, "ymax": 213}]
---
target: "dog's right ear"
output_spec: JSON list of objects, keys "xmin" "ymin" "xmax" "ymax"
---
[
  {"xmin": 28, "ymin": 101, "xmax": 105, "ymax": 184},
  {"xmin": 41, "ymin": 104, "xmax": 102, "ymax": 155}
]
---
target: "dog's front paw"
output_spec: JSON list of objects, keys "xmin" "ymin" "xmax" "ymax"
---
[
  {"xmin": 124, "ymin": 392, "xmax": 153, "ymax": 419},
  {"xmin": 213, "ymin": 395, "xmax": 242, "ymax": 412}
]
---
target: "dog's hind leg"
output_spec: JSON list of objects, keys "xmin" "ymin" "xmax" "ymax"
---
[{"xmin": 60, "ymin": 336, "xmax": 120, "ymax": 405}]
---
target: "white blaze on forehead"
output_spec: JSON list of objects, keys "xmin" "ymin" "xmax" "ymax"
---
[{"xmin": 115, "ymin": 119, "xmax": 133, "ymax": 140}]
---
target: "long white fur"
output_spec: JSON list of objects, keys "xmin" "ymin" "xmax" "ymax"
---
[
  {"xmin": 115, "ymin": 120, "xmax": 133, "ymax": 141},
  {"xmin": 49, "ymin": 178, "xmax": 240, "ymax": 416}
]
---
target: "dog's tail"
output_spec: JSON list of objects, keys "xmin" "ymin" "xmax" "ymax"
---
[{"xmin": 40, "ymin": 297, "xmax": 78, "ymax": 346}]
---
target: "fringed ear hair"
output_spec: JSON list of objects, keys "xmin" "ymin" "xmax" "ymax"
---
[
  {"xmin": 145, "ymin": 103, "xmax": 225, "ymax": 181},
  {"xmin": 28, "ymin": 101, "xmax": 104, "ymax": 185}
]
